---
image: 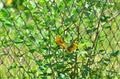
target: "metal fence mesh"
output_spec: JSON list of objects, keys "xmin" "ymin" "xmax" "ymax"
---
[{"xmin": 0, "ymin": 0, "xmax": 120, "ymax": 79}]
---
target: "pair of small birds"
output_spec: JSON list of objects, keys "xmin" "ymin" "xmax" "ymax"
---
[{"xmin": 56, "ymin": 35, "xmax": 78, "ymax": 52}]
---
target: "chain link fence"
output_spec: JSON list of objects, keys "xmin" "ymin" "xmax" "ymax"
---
[{"xmin": 0, "ymin": 0, "xmax": 120, "ymax": 79}]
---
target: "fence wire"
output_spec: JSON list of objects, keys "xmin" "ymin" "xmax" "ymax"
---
[{"xmin": 0, "ymin": 0, "xmax": 120, "ymax": 79}]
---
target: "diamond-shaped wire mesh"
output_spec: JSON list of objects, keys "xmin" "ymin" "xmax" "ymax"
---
[{"xmin": 0, "ymin": 0, "xmax": 120, "ymax": 79}]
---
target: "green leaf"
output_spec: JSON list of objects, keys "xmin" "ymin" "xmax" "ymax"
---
[
  {"xmin": 26, "ymin": 41, "xmax": 33, "ymax": 46},
  {"xmin": 18, "ymin": 66, "xmax": 24, "ymax": 68},
  {"xmin": 28, "ymin": 35, "xmax": 35, "ymax": 41},
  {"xmin": 19, "ymin": 35, "xmax": 24, "ymax": 39},
  {"xmin": 39, "ymin": 66, "xmax": 46, "ymax": 70},
  {"xmin": 16, "ymin": 53, "xmax": 25, "ymax": 57},
  {"xmin": 36, "ymin": 59, "xmax": 42, "ymax": 65},
  {"xmin": 100, "ymin": 15, "xmax": 110, "ymax": 22},
  {"xmin": 14, "ymin": 40, "xmax": 24, "ymax": 44},
  {"xmin": 44, "ymin": 54, "xmax": 53, "ymax": 59},
  {"xmin": 0, "ymin": 9, "xmax": 9, "ymax": 19},
  {"xmin": 64, "ymin": 17, "xmax": 72, "ymax": 26},
  {"xmin": 103, "ymin": 59, "xmax": 110, "ymax": 66},
  {"xmin": 103, "ymin": 25, "xmax": 111, "ymax": 29},
  {"xmin": 18, "ymin": 0, "xmax": 24, "ymax": 5},
  {"xmin": 57, "ymin": 62, "xmax": 66, "ymax": 68},
  {"xmin": 29, "ymin": 49, "xmax": 36, "ymax": 53},
  {"xmin": 84, "ymin": 47, "xmax": 92, "ymax": 51},
  {"xmin": 22, "ymin": 25, "xmax": 34, "ymax": 30},
  {"xmin": 26, "ymin": 70, "xmax": 37, "ymax": 74},
  {"xmin": 8, "ymin": 64, "xmax": 17, "ymax": 70},
  {"xmin": 5, "ymin": 21, "xmax": 13, "ymax": 27},
  {"xmin": 110, "ymin": 50, "xmax": 120, "ymax": 57}
]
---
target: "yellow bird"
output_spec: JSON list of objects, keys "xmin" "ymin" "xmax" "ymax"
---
[
  {"xmin": 56, "ymin": 35, "xmax": 66, "ymax": 48},
  {"xmin": 6, "ymin": 0, "xmax": 12, "ymax": 5},
  {"xmin": 67, "ymin": 41, "xmax": 78, "ymax": 52}
]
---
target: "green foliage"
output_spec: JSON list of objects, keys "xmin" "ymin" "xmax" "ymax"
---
[
  {"xmin": 0, "ymin": 0, "xmax": 120, "ymax": 79},
  {"xmin": 110, "ymin": 50, "xmax": 120, "ymax": 57}
]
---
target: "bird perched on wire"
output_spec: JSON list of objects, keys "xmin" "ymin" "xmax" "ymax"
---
[
  {"xmin": 56, "ymin": 35, "xmax": 66, "ymax": 48},
  {"xmin": 67, "ymin": 41, "xmax": 78, "ymax": 52}
]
